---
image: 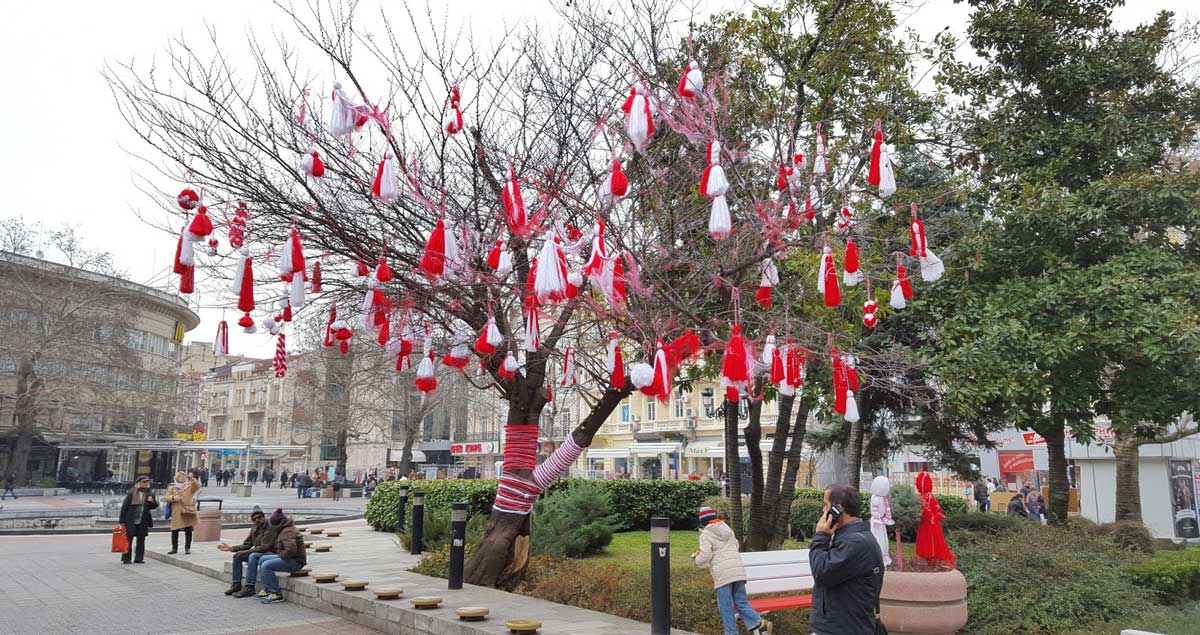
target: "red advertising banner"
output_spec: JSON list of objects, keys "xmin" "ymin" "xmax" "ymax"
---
[
  {"xmin": 999, "ymin": 451, "xmax": 1035, "ymax": 473},
  {"xmin": 1022, "ymin": 432, "xmax": 1045, "ymax": 446}
]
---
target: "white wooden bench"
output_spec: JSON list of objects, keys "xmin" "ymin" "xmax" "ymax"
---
[{"xmin": 742, "ymin": 549, "xmax": 814, "ymax": 614}]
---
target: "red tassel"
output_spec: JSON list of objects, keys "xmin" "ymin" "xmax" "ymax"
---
[
  {"xmin": 805, "ymin": 193, "xmax": 817, "ymax": 221},
  {"xmin": 356, "ymin": 260, "xmax": 370, "ymax": 277},
  {"xmin": 282, "ymin": 304, "xmax": 292, "ymax": 322},
  {"xmin": 868, "ymin": 126, "xmax": 883, "ymax": 187},
  {"xmin": 607, "ymin": 333, "xmax": 625, "ymax": 389},
  {"xmin": 303, "ymin": 150, "xmax": 325, "ymax": 178},
  {"xmin": 608, "ymin": 159, "xmax": 628, "ymax": 197},
  {"xmin": 311, "ymin": 261, "xmax": 322, "ymax": 292},
  {"xmin": 396, "ymin": 337, "xmax": 414, "ymax": 371},
  {"xmin": 770, "ymin": 346, "xmax": 785, "ymax": 385},
  {"xmin": 376, "ymin": 319, "xmax": 390, "ymax": 347},
  {"xmin": 179, "ymin": 265, "xmax": 194, "ymax": 294},
  {"xmin": 832, "ymin": 350, "xmax": 847, "ymax": 415},
  {"xmin": 420, "ymin": 219, "xmax": 447, "ymax": 278},
  {"xmin": 237, "ymin": 256, "xmax": 254, "ymax": 314},
  {"xmin": 238, "ymin": 313, "xmax": 254, "ymax": 329},
  {"xmin": 755, "ymin": 286, "xmax": 773, "ymax": 309},
  {"xmin": 915, "ymin": 472, "xmax": 956, "ymax": 567},
  {"xmin": 187, "ymin": 206, "xmax": 213, "ymax": 239},
  {"xmin": 323, "ymin": 307, "xmax": 337, "ymax": 348},
  {"xmin": 898, "ymin": 265, "xmax": 913, "ymax": 299},
  {"xmin": 487, "ymin": 241, "xmax": 502, "ymax": 270},
  {"xmin": 776, "ymin": 164, "xmax": 789, "ymax": 191},
  {"xmin": 720, "ymin": 325, "xmax": 750, "ymax": 398},
  {"xmin": 785, "ymin": 342, "xmax": 803, "ymax": 390},
  {"xmin": 375, "ymin": 257, "xmax": 394, "ymax": 284},
  {"xmin": 172, "ymin": 235, "xmax": 185, "ymax": 274},
  {"xmin": 823, "ymin": 252, "xmax": 841, "ymax": 307}
]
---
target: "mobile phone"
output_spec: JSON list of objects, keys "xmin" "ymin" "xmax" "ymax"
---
[{"xmin": 826, "ymin": 504, "xmax": 843, "ymax": 524}]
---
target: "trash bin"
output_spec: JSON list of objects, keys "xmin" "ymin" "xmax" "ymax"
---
[
  {"xmin": 194, "ymin": 498, "xmax": 223, "ymax": 542},
  {"xmin": 231, "ymin": 483, "xmax": 252, "ymax": 497}
]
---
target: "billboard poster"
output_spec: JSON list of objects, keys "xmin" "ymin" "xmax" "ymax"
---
[{"xmin": 1168, "ymin": 460, "xmax": 1200, "ymax": 538}]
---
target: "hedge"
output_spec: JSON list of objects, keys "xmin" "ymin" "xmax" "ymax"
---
[
  {"xmin": 365, "ymin": 477, "xmax": 720, "ymax": 532},
  {"xmin": 1126, "ymin": 547, "xmax": 1200, "ymax": 604}
]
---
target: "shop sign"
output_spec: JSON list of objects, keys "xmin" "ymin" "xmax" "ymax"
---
[
  {"xmin": 175, "ymin": 432, "xmax": 208, "ymax": 441},
  {"xmin": 999, "ymin": 451, "xmax": 1035, "ymax": 473},
  {"xmin": 450, "ymin": 442, "xmax": 495, "ymax": 455},
  {"xmin": 1022, "ymin": 432, "xmax": 1045, "ymax": 446}
]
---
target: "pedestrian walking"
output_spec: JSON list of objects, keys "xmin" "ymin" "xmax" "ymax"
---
[
  {"xmin": 2, "ymin": 473, "xmax": 17, "ymax": 500},
  {"xmin": 279, "ymin": 470, "xmax": 288, "ymax": 490},
  {"xmin": 974, "ymin": 478, "xmax": 989, "ymax": 512},
  {"xmin": 255, "ymin": 509, "xmax": 307, "ymax": 603},
  {"xmin": 164, "ymin": 471, "xmax": 200, "ymax": 554},
  {"xmin": 809, "ymin": 484, "xmax": 885, "ymax": 635},
  {"xmin": 263, "ymin": 468, "xmax": 274, "ymax": 489},
  {"xmin": 691, "ymin": 506, "xmax": 770, "ymax": 635},
  {"xmin": 118, "ymin": 476, "xmax": 158, "ymax": 564},
  {"xmin": 200, "ymin": 467, "xmax": 210, "ymax": 488}
]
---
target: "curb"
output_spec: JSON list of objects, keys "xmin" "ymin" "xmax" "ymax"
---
[{"xmin": 0, "ymin": 513, "xmax": 364, "ymax": 536}]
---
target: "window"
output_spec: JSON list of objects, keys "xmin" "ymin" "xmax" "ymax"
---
[
  {"xmin": 645, "ymin": 400, "xmax": 656, "ymax": 421},
  {"xmin": 674, "ymin": 390, "xmax": 687, "ymax": 418},
  {"xmin": 234, "ymin": 389, "xmax": 244, "ymax": 406},
  {"xmin": 213, "ymin": 421, "xmax": 225, "ymax": 440},
  {"xmin": 268, "ymin": 418, "xmax": 278, "ymax": 437},
  {"xmin": 251, "ymin": 417, "xmax": 261, "ymax": 438},
  {"xmin": 620, "ymin": 403, "xmax": 630, "ymax": 423},
  {"xmin": 232, "ymin": 420, "xmax": 243, "ymax": 438},
  {"xmin": 905, "ymin": 461, "xmax": 930, "ymax": 473}
]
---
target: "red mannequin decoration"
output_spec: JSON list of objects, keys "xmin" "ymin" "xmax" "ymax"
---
[{"xmin": 914, "ymin": 471, "xmax": 955, "ymax": 568}]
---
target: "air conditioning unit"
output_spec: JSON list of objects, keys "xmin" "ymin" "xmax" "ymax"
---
[
  {"xmin": 686, "ymin": 418, "xmax": 697, "ymax": 429},
  {"xmin": 686, "ymin": 407, "xmax": 695, "ymax": 417}
]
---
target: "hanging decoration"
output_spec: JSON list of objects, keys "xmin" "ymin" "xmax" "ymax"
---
[
  {"xmin": 420, "ymin": 218, "xmax": 447, "ymax": 280},
  {"xmin": 442, "ymin": 331, "xmax": 472, "ymax": 371},
  {"xmin": 868, "ymin": 119, "xmax": 897, "ymax": 198},
  {"xmin": 213, "ymin": 321, "xmax": 229, "ymax": 357},
  {"xmin": 890, "ymin": 262, "xmax": 913, "ymax": 310},
  {"xmin": 502, "ymin": 167, "xmax": 528, "ymax": 233},
  {"xmin": 780, "ymin": 340, "xmax": 804, "ymax": 396},
  {"xmin": 843, "ymin": 239, "xmax": 862, "ymax": 287},
  {"xmin": 443, "ymin": 86, "xmax": 463, "ymax": 135},
  {"xmin": 301, "ymin": 150, "xmax": 325, "ymax": 178},
  {"xmin": 817, "ymin": 246, "xmax": 841, "ymax": 307},
  {"xmin": 677, "ymin": 60, "xmax": 704, "ymax": 98},
  {"xmin": 719, "ymin": 325, "xmax": 753, "ymax": 402},
  {"xmin": 228, "ymin": 201, "xmax": 248, "ymax": 249},
  {"xmin": 700, "ymin": 140, "xmax": 731, "ymax": 240},
  {"xmin": 909, "ymin": 203, "xmax": 944, "ymax": 282},
  {"xmin": 486, "ymin": 238, "xmax": 513, "ymax": 277},
  {"xmin": 602, "ymin": 158, "xmax": 628, "ymax": 201},
  {"xmin": 621, "ymin": 82, "xmax": 654, "ymax": 153},
  {"xmin": 534, "ymin": 235, "xmax": 569, "ymax": 303},
  {"xmin": 372, "ymin": 152, "xmax": 400, "ymax": 203},
  {"xmin": 234, "ymin": 251, "xmax": 256, "ymax": 332},
  {"xmin": 844, "ymin": 354, "xmax": 860, "ymax": 423},
  {"xmin": 606, "ymin": 332, "xmax": 625, "ymax": 388},
  {"xmin": 755, "ymin": 258, "xmax": 779, "ymax": 309},
  {"xmin": 177, "ymin": 188, "xmax": 200, "ymax": 210},
  {"xmin": 415, "ymin": 329, "xmax": 438, "ymax": 393},
  {"xmin": 863, "ymin": 299, "xmax": 879, "ymax": 329},
  {"xmin": 272, "ymin": 332, "xmax": 287, "ymax": 378},
  {"xmin": 559, "ymin": 346, "xmax": 577, "ymax": 387},
  {"xmin": 311, "ymin": 260, "xmax": 322, "ymax": 293},
  {"xmin": 813, "ymin": 122, "xmax": 828, "ymax": 175},
  {"xmin": 329, "ymin": 81, "xmax": 369, "ymax": 137},
  {"xmin": 474, "ymin": 317, "xmax": 503, "ymax": 355},
  {"xmin": 498, "ymin": 350, "xmax": 519, "ymax": 381},
  {"xmin": 278, "ymin": 228, "xmax": 307, "ymax": 310}
]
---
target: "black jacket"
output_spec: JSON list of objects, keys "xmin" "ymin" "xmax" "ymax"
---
[
  {"xmin": 118, "ymin": 492, "xmax": 160, "ymax": 537},
  {"xmin": 809, "ymin": 520, "xmax": 884, "ymax": 635}
]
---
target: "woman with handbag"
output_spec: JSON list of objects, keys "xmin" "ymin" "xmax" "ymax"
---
[
  {"xmin": 164, "ymin": 471, "xmax": 200, "ymax": 554},
  {"xmin": 118, "ymin": 476, "xmax": 158, "ymax": 564}
]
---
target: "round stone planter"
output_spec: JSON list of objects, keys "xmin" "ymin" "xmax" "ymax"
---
[{"xmin": 879, "ymin": 569, "xmax": 968, "ymax": 635}]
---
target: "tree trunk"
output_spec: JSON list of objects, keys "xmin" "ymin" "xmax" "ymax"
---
[
  {"xmin": 772, "ymin": 393, "xmax": 812, "ymax": 544},
  {"xmin": 335, "ymin": 427, "xmax": 348, "ymax": 481},
  {"xmin": 10, "ymin": 354, "xmax": 41, "ymax": 486},
  {"xmin": 722, "ymin": 397, "xmax": 744, "ymax": 542},
  {"xmin": 1113, "ymin": 431, "xmax": 1142, "ymax": 522},
  {"xmin": 743, "ymin": 378, "xmax": 766, "ymax": 547},
  {"xmin": 845, "ymin": 413, "xmax": 864, "ymax": 492},
  {"xmin": 748, "ymin": 392, "xmax": 795, "ymax": 550},
  {"xmin": 1042, "ymin": 423, "xmax": 1069, "ymax": 524}
]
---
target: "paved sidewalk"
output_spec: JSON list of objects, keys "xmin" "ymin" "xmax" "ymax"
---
[{"xmin": 0, "ymin": 531, "xmax": 380, "ymax": 635}]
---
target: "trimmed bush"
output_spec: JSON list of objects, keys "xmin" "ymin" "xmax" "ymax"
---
[
  {"xmin": 942, "ymin": 512, "xmax": 1022, "ymax": 535},
  {"xmin": 550, "ymin": 478, "xmax": 720, "ymax": 530},
  {"xmin": 532, "ymin": 481, "xmax": 621, "ymax": 557},
  {"xmin": 410, "ymin": 542, "xmax": 477, "ymax": 579},
  {"xmin": 1089, "ymin": 521, "xmax": 1156, "ymax": 555},
  {"xmin": 790, "ymin": 497, "xmax": 826, "ymax": 540},
  {"xmin": 887, "ymin": 484, "xmax": 922, "ymax": 541},
  {"xmin": 936, "ymin": 494, "xmax": 969, "ymax": 516},
  {"xmin": 1125, "ymin": 548, "xmax": 1200, "ymax": 604},
  {"xmin": 365, "ymin": 479, "xmax": 498, "ymax": 531}
]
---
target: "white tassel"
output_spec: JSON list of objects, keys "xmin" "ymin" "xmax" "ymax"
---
[
  {"xmin": 179, "ymin": 230, "xmax": 195, "ymax": 267},
  {"xmin": 761, "ymin": 334, "xmax": 777, "ymax": 367},
  {"xmin": 443, "ymin": 221, "xmax": 461, "ymax": 278},
  {"xmin": 534, "ymin": 238, "xmax": 568, "ymax": 303},
  {"xmin": 813, "ymin": 131, "xmax": 827, "ymax": 175},
  {"xmin": 376, "ymin": 154, "xmax": 400, "ymax": 203},
  {"xmin": 878, "ymin": 144, "xmax": 897, "ymax": 198},
  {"xmin": 524, "ymin": 307, "xmax": 540, "ymax": 352},
  {"xmin": 626, "ymin": 83, "xmax": 652, "ymax": 152},
  {"xmin": 683, "ymin": 62, "xmax": 704, "ymax": 96},
  {"xmin": 760, "ymin": 259, "xmax": 779, "ymax": 289},
  {"xmin": 817, "ymin": 246, "xmax": 830, "ymax": 293},
  {"xmin": 277, "ymin": 234, "xmax": 294, "ymax": 278},
  {"xmin": 844, "ymin": 390, "xmax": 860, "ymax": 423},
  {"xmin": 497, "ymin": 248, "xmax": 512, "ymax": 277},
  {"xmin": 708, "ymin": 195, "xmax": 731, "ymax": 240},
  {"xmin": 890, "ymin": 279, "xmax": 907, "ymax": 310},
  {"xmin": 921, "ymin": 251, "xmax": 945, "ymax": 282},
  {"xmin": 630, "ymin": 362, "xmax": 654, "ymax": 388},
  {"xmin": 290, "ymin": 275, "xmax": 306, "ymax": 310},
  {"xmin": 329, "ymin": 81, "xmax": 363, "ymax": 137}
]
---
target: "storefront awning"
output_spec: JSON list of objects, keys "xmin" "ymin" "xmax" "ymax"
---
[
  {"xmin": 586, "ymin": 448, "xmax": 630, "ymax": 459},
  {"xmin": 630, "ymin": 442, "xmax": 682, "ymax": 456}
]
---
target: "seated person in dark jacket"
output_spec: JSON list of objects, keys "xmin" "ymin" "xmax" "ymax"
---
[
  {"xmin": 118, "ymin": 476, "xmax": 159, "ymax": 564},
  {"xmin": 255, "ymin": 509, "xmax": 307, "ymax": 604},
  {"xmin": 809, "ymin": 484, "xmax": 885, "ymax": 635},
  {"xmin": 220, "ymin": 506, "xmax": 278, "ymax": 597}
]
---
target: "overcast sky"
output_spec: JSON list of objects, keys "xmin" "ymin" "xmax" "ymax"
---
[{"xmin": 1, "ymin": 0, "xmax": 1193, "ymax": 358}]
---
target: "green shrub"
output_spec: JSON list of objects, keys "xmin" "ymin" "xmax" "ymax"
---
[
  {"xmin": 410, "ymin": 542, "xmax": 477, "ymax": 579},
  {"xmin": 790, "ymin": 498, "xmax": 826, "ymax": 540},
  {"xmin": 888, "ymin": 484, "xmax": 922, "ymax": 542},
  {"xmin": 399, "ymin": 507, "xmax": 451, "ymax": 551},
  {"xmin": 942, "ymin": 512, "xmax": 1022, "ymax": 535},
  {"xmin": 365, "ymin": 479, "xmax": 499, "ymax": 531},
  {"xmin": 1125, "ymin": 547, "xmax": 1200, "ymax": 603},
  {"xmin": 957, "ymin": 524, "xmax": 1152, "ymax": 635},
  {"xmin": 550, "ymin": 478, "xmax": 720, "ymax": 530},
  {"xmin": 936, "ymin": 494, "xmax": 969, "ymax": 516},
  {"xmin": 1089, "ymin": 521, "xmax": 1156, "ymax": 555},
  {"xmin": 532, "ymin": 481, "xmax": 621, "ymax": 557},
  {"xmin": 700, "ymin": 495, "xmax": 748, "ymax": 533},
  {"xmin": 793, "ymin": 487, "xmax": 825, "ymax": 500}
]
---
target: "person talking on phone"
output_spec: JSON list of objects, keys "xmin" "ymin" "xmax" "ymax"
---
[{"xmin": 809, "ymin": 484, "xmax": 885, "ymax": 635}]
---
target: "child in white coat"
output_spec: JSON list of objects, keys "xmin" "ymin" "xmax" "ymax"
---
[{"xmin": 692, "ymin": 506, "xmax": 770, "ymax": 635}]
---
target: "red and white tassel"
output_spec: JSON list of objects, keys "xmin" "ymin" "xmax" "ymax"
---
[
  {"xmin": 474, "ymin": 317, "xmax": 503, "ymax": 355},
  {"xmin": 415, "ymin": 350, "xmax": 438, "ymax": 394},
  {"xmin": 420, "ymin": 219, "xmax": 447, "ymax": 280},
  {"xmin": 273, "ymin": 332, "xmax": 287, "ymax": 378},
  {"xmin": 213, "ymin": 321, "xmax": 229, "ymax": 357},
  {"xmin": 780, "ymin": 341, "xmax": 803, "ymax": 396},
  {"xmin": 700, "ymin": 140, "xmax": 731, "ymax": 239},
  {"xmin": 602, "ymin": 158, "xmax": 628, "ymax": 201},
  {"xmin": 755, "ymin": 258, "xmax": 779, "ymax": 309},
  {"xmin": 502, "ymin": 167, "xmax": 527, "ymax": 232},
  {"xmin": 534, "ymin": 236, "xmax": 568, "ymax": 303},
  {"xmin": 234, "ymin": 251, "xmax": 255, "ymax": 330},
  {"xmin": 301, "ymin": 150, "xmax": 325, "ymax": 178},
  {"xmin": 523, "ymin": 304, "xmax": 540, "ymax": 352},
  {"xmin": 177, "ymin": 188, "xmax": 200, "ymax": 210},
  {"xmin": 789, "ymin": 153, "xmax": 807, "ymax": 186},
  {"xmin": 486, "ymin": 239, "xmax": 513, "ymax": 277},
  {"xmin": 371, "ymin": 152, "xmax": 400, "ymax": 203},
  {"xmin": 396, "ymin": 333, "xmax": 414, "ymax": 372},
  {"xmin": 228, "ymin": 202, "xmax": 248, "ymax": 249},
  {"xmin": 868, "ymin": 120, "xmax": 884, "ymax": 188},
  {"xmin": 863, "ymin": 300, "xmax": 879, "ymax": 329},
  {"xmin": 878, "ymin": 142, "xmax": 897, "ymax": 198},
  {"xmin": 761, "ymin": 334, "xmax": 777, "ymax": 374},
  {"xmin": 835, "ymin": 204, "xmax": 854, "ymax": 233},
  {"xmin": 582, "ymin": 220, "xmax": 610, "ymax": 290},
  {"xmin": 606, "ymin": 332, "xmax": 625, "ymax": 389},
  {"xmin": 890, "ymin": 265, "xmax": 913, "ymax": 310},
  {"xmin": 769, "ymin": 337, "xmax": 786, "ymax": 386},
  {"xmin": 498, "ymin": 350, "xmax": 519, "ymax": 381},
  {"xmin": 311, "ymin": 261, "xmax": 322, "ymax": 293},
  {"xmin": 442, "ymin": 332, "xmax": 472, "ymax": 371},
  {"xmin": 559, "ymin": 346, "xmax": 577, "ymax": 387},
  {"xmin": 369, "ymin": 256, "xmax": 394, "ymax": 288},
  {"xmin": 443, "ymin": 86, "xmax": 463, "ymax": 135},
  {"xmin": 817, "ymin": 246, "xmax": 841, "ymax": 307},
  {"xmin": 639, "ymin": 340, "xmax": 671, "ymax": 402},
  {"xmin": 719, "ymin": 325, "xmax": 753, "ymax": 401},
  {"xmin": 621, "ymin": 82, "xmax": 654, "ymax": 153},
  {"xmin": 843, "ymin": 239, "xmax": 863, "ymax": 287},
  {"xmin": 813, "ymin": 124, "xmax": 828, "ymax": 175},
  {"xmin": 329, "ymin": 81, "xmax": 368, "ymax": 136},
  {"xmin": 909, "ymin": 204, "xmax": 944, "ymax": 282},
  {"xmin": 185, "ymin": 206, "xmax": 214, "ymax": 242},
  {"xmin": 677, "ymin": 60, "xmax": 704, "ymax": 98}
]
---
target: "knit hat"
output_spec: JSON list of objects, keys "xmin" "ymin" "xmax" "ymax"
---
[
  {"xmin": 135, "ymin": 476, "xmax": 151, "ymax": 483},
  {"xmin": 250, "ymin": 505, "xmax": 264, "ymax": 519},
  {"xmin": 698, "ymin": 505, "xmax": 717, "ymax": 524},
  {"xmin": 269, "ymin": 508, "xmax": 286, "ymax": 526}
]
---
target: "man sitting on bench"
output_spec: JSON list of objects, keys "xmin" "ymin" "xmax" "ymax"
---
[
  {"xmin": 809, "ymin": 484, "xmax": 885, "ymax": 635},
  {"xmin": 220, "ymin": 506, "xmax": 277, "ymax": 598}
]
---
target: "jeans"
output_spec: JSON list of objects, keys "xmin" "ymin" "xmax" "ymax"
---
[
  {"xmin": 232, "ymin": 551, "xmax": 268, "ymax": 586},
  {"xmin": 1, "ymin": 486, "xmax": 15, "ymax": 499},
  {"xmin": 258, "ymin": 555, "xmax": 304, "ymax": 593},
  {"xmin": 715, "ymin": 581, "xmax": 761, "ymax": 635},
  {"xmin": 296, "ymin": 486, "xmax": 304, "ymax": 499}
]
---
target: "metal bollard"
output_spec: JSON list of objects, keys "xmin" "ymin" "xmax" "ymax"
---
[
  {"xmin": 397, "ymin": 484, "xmax": 410, "ymax": 533},
  {"xmin": 410, "ymin": 490, "xmax": 425, "ymax": 555},
  {"xmin": 650, "ymin": 516, "xmax": 671, "ymax": 634},
  {"xmin": 448, "ymin": 501, "xmax": 468, "ymax": 589}
]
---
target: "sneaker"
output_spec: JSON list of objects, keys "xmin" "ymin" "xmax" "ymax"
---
[
  {"xmin": 225, "ymin": 583, "xmax": 242, "ymax": 596},
  {"xmin": 233, "ymin": 588, "xmax": 256, "ymax": 599},
  {"xmin": 185, "ymin": 549, "xmax": 191, "ymax": 555},
  {"xmin": 752, "ymin": 621, "xmax": 773, "ymax": 635},
  {"xmin": 260, "ymin": 593, "xmax": 284, "ymax": 604},
  {"xmin": 257, "ymin": 590, "xmax": 269, "ymax": 598}
]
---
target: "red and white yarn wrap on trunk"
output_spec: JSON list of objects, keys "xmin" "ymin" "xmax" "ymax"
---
[
  {"xmin": 273, "ymin": 332, "xmax": 287, "ymax": 378},
  {"xmin": 813, "ymin": 124, "xmax": 828, "ymax": 176},
  {"xmin": 601, "ymin": 159, "xmax": 628, "ymax": 201},
  {"xmin": 329, "ymin": 81, "xmax": 368, "ymax": 137},
  {"xmin": 228, "ymin": 202, "xmax": 248, "ymax": 249},
  {"xmin": 213, "ymin": 321, "xmax": 229, "ymax": 357},
  {"xmin": 755, "ymin": 258, "xmax": 779, "ymax": 309},
  {"xmin": 863, "ymin": 300, "xmax": 879, "ymax": 329},
  {"xmin": 606, "ymin": 332, "xmax": 625, "ymax": 389},
  {"xmin": 719, "ymin": 325, "xmax": 753, "ymax": 401},
  {"xmin": 498, "ymin": 350, "xmax": 519, "ymax": 381},
  {"xmin": 909, "ymin": 205, "xmax": 944, "ymax": 282},
  {"xmin": 474, "ymin": 317, "xmax": 503, "ymax": 355},
  {"xmin": 278, "ymin": 229, "xmax": 307, "ymax": 310},
  {"xmin": 621, "ymin": 82, "xmax": 655, "ymax": 153},
  {"xmin": 843, "ymin": 239, "xmax": 863, "ymax": 287},
  {"xmin": 780, "ymin": 340, "xmax": 804, "ymax": 397},
  {"xmin": 415, "ymin": 333, "xmax": 438, "ymax": 393},
  {"xmin": 532, "ymin": 435, "xmax": 583, "ymax": 488},
  {"xmin": 817, "ymin": 246, "xmax": 841, "ymax": 307},
  {"xmin": 891, "ymin": 264, "xmax": 914, "ymax": 310},
  {"xmin": 677, "ymin": 60, "xmax": 704, "ymax": 98},
  {"xmin": 502, "ymin": 167, "xmax": 528, "ymax": 233},
  {"xmin": 234, "ymin": 251, "xmax": 256, "ymax": 332},
  {"xmin": 486, "ymin": 238, "xmax": 513, "ymax": 277},
  {"xmin": 443, "ymin": 86, "xmax": 463, "ymax": 135},
  {"xmin": 301, "ymin": 150, "xmax": 325, "ymax": 178},
  {"xmin": 700, "ymin": 140, "xmax": 731, "ymax": 240},
  {"xmin": 534, "ymin": 235, "xmax": 569, "ymax": 303},
  {"xmin": 559, "ymin": 346, "xmax": 577, "ymax": 387},
  {"xmin": 371, "ymin": 152, "xmax": 400, "ymax": 203}
]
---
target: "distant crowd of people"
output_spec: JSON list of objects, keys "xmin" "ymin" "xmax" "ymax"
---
[{"xmin": 967, "ymin": 476, "xmax": 1047, "ymax": 522}]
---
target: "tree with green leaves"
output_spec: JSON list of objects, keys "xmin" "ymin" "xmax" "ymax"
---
[{"xmin": 930, "ymin": 0, "xmax": 1200, "ymax": 522}]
